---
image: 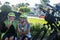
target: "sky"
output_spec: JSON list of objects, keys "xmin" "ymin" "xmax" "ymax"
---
[
  {"xmin": 49, "ymin": 0, "xmax": 60, "ymax": 6},
  {"xmin": 0, "ymin": 0, "xmax": 60, "ymax": 7}
]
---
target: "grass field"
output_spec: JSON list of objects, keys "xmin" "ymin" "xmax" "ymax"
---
[{"xmin": 27, "ymin": 17, "xmax": 47, "ymax": 25}]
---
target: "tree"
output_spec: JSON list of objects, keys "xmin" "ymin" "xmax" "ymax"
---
[
  {"xmin": 55, "ymin": 3, "xmax": 60, "ymax": 11},
  {"xmin": 41, "ymin": 0, "xmax": 50, "ymax": 6},
  {"xmin": 1, "ymin": 5, "xmax": 12, "ymax": 12},
  {"xmin": 16, "ymin": 3, "xmax": 29, "ymax": 8},
  {"xmin": 1, "ymin": 2, "xmax": 12, "ymax": 12},
  {"xmin": 25, "ymin": 3, "xmax": 29, "ymax": 6},
  {"xmin": 16, "ymin": 3, "xmax": 25, "ymax": 8},
  {"xmin": 19, "ymin": 7, "xmax": 30, "ymax": 13},
  {"xmin": 4, "ymin": 2, "xmax": 10, "ymax": 5},
  {"xmin": 41, "ymin": 0, "xmax": 50, "ymax": 4}
]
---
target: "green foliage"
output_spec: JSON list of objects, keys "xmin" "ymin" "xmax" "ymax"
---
[
  {"xmin": 4, "ymin": 2, "xmax": 10, "ymax": 5},
  {"xmin": 42, "ymin": 0, "xmax": 50, "ymax": 3},
  {"xmin": 42, "ymin": 0, "xmax": 48, "ymax": 2},
  {"xmin": 16, "ymin": 3, "xmax": 29, "ymax": 8},
  {"xmin": 30, "ymin": 23, "xmax": 42, "ymax": 37},
  {"xmin": 1, "ymin": 5, "xmax": 12, "ymax": 12},
  {"xmin": 16, "ymin": 3, "xmax": 25, "ymax": 8},
  {"xmin": 30, "ymin": 23, "xmax": 52, "ymax": 38},
  {"xmin": 19, "ymin": 7, "xmax": 30, "ymax": 13},
  {"xmin": 41, "ymin": 0, "xmax": 50, "ymax": 6}
]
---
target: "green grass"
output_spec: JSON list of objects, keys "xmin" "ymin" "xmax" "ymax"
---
[{"xmin": 27, "ymin": 18, "xmax": 47, "ymax": 25}]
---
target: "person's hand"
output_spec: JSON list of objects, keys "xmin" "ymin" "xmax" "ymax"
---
[
  {"xmin": 10, "ymin": 20, "xmax": 13, "ymax": 24},
  {"xmin": 8, "ymin": 20, "xmax": 13, "ymax": 28}
]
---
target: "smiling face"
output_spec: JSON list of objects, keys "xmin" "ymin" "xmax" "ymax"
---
[{"xmin": 19, "ymin": 17, "xmax": 27, "ymax": 25}]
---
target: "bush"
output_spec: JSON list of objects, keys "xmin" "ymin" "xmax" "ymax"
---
[
  {"xmin": 30, "ymin": 23, "xmax": 42, "ymax": 37},
  {"xmin": 30, "ymin": 23, "xmax": 52, "ymax": 39}
]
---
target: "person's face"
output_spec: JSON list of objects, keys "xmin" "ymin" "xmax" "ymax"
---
[
  {"xmin": 8, "ymin": 16, "xmax": 15, "ymax": 21},
  {"xmin": 21, "ymin": 18, "xmax": 25, "ymax": 22},
  {"xmin": 22, "ymin": 21, "xmax": 26, "ymax": 25},
  {"xmin": 20, "ymin": 18, "xmax": 26, "ymax": 22}
]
